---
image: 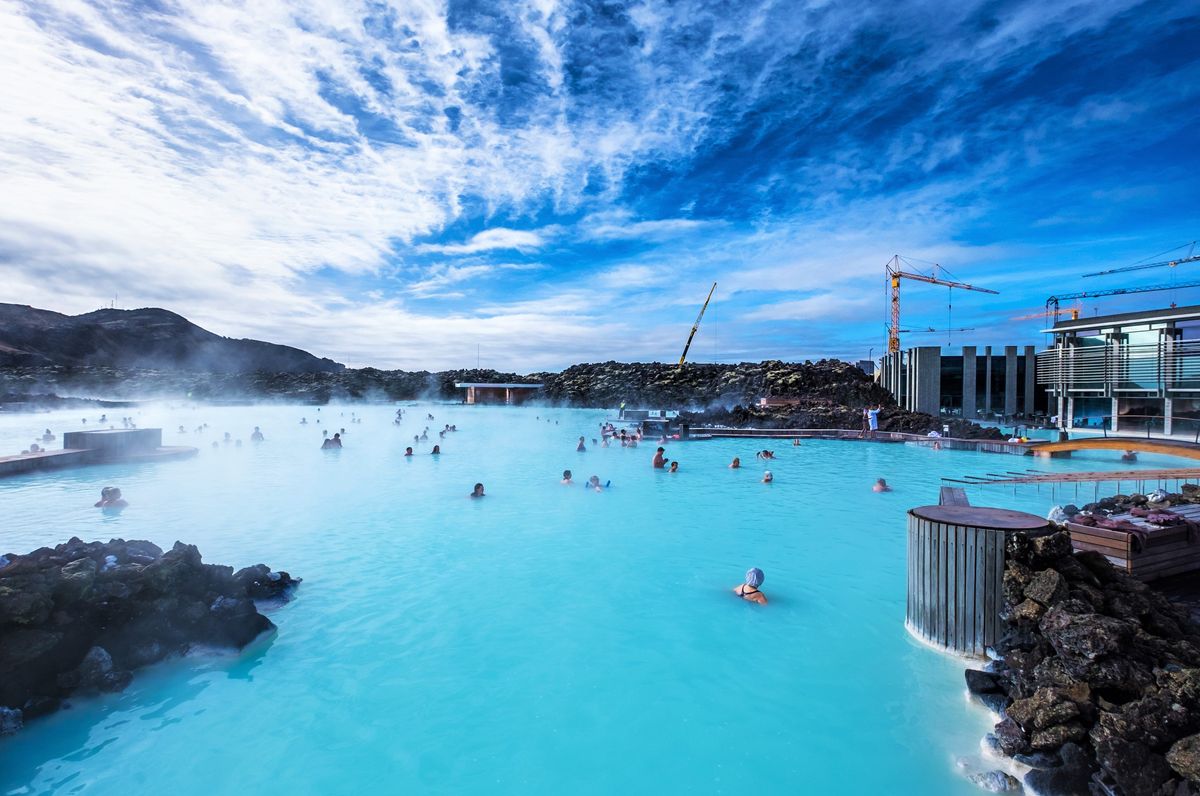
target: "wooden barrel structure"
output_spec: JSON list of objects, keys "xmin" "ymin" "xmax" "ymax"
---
[{"xmin": 907, "ymin": 505, "xmax": 1050, "ymax": 657}]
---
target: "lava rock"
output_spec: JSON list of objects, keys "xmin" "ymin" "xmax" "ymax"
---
[
  {"xmin": 1014, "ymin": 749, "xmax": 1062, "ymax": 769},
  {"xmin": 1094, "ymin": 737, "xmax": 1174, "ymax": 795},
  {"xmin": 966, "ymin": 669, "xmax": 1002, "ymax": 695},
  {"xmin": 0, "ymin": 538, "xmax": 297, "ymax": 736},
  {"xmin": 1039, "ymin": 606, "xmax": 1134, "ymax": 661},
  {"xmin": 1006, "ymin": 687, "xmax": 1080, "ymax": 731},
  {"xmin": 57, "ymin": 646, "xmax": 131, "ymax": 693},
  {"xmin": 992, "ymin": 717, "xmax": 1028, "ymax": 756},
  {"xmin": 967, "ymin": 770, "xmax": 1021, "ymax": 792},
  {"xmin": 1025, "ymin": 569, "xmax": 1069, "ymax": 607},
  {"xmin": 1024, "ymin": 742, "xmax": 1095, "ymax": 796},
  {"xmin": 0, "ymin": 706, "xmax": 21, "ymax": 736},
  {"xmin": 1168, "ymin": 734, "xmax": 1200, "ymax": 782}
]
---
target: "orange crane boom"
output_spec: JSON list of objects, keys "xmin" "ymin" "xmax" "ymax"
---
[{"xmin": 886, "ymin": 255, "xmax": 998, "ymax": 352}]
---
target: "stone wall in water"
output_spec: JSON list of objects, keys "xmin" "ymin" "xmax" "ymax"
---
[{"xmin": 0, "ymin": 538, "xmax": 298, "ymax": 737}]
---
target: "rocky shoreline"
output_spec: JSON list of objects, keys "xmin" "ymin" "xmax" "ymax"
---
[
  {"xmin": 0, "ymin": 360, "xmax": 995, "ymax": 437},
  {"xmin": 680, "ymin": 401, "xmax": 1006, "ymax": 439},
  {"xmin": 0, "ymin": 538, "xmax": 298, "ymax": 737},
  {"xmin": 964, "ymin": 525, "xmax": 1200, "ymax": 795}
]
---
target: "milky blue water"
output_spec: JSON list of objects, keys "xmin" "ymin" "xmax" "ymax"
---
[{"xmin": 0, "ymin": 404, "xmax": 1186, "ymax": 794}]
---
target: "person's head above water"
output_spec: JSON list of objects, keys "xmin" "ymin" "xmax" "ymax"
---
[
  {"xmin": 562, "ymin": 469, "xmax": 572, "ymax": 482},
  {"xmin": 431, "ymin": 445, "xmax": 440, "ymax": 454},
  {"xmin": 745, "ymin": 567, "xmax": 764, "ymax": 588},
  {"xmin": 762, "ymin": 470, "xmax": 773, "ymax": 482},
  {"xmin": 471, "ymin": 483, "xmax": 485, "ymax": 498},
  {"xmin": 405, "ymin": 447, "xmax": 413, "ymax": 455},
  {"xmin": 730, "ymin": 457, "xmax": 740, "ymax": 468}
]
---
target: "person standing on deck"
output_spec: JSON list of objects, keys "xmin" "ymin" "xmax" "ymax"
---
[
  {"xmin": 860, "ymin": 407, "xmax": 870, "ymax": 438},
  {"xmin": 867, "ymin": 405, "xmax": 881, "ymax": 437}
]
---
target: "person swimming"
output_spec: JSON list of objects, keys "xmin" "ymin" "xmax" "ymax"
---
[
  {"xmin": 300, "ymin": 417, "xmax": 307, "ymax": 425},
  {"xmin": 762, "ymin": 470, "xmax": 773, "ymax": 483},
  {"xmin": 251, "ymin": 426, "xmax": 265, "ymax": 442},
  {"xmin": 431, "ymin": 445, "xmax": 441, "ymax": 455},
  {"xmin": 652, "ymin": 447, "xmax": 667, "ymax": 468},
  {"xmin": 94, "ymin": 486, "xmax": 128, "ymax": 509},
  {"xmin": 1121, "ymin": 450, "xmax": 1138, "ymax": 462},
  {"xmin": 577, "ymin": 436, "xmax": 586, "ymax": 452},
  {"xmin": 470, "ymin": 483, "xmax": 485, "ymax": 498},
  {"xmin": 321, "ymin": 433, "xmax": 343, "ymax": 450},
  {"xmin": 873, "ymin": 478, "xmax": 892, "ymax": 492},
  {"xmin": 562, "ymin": 469, "xmax": 573, "ymax": 484},
  {"xmin": 404, "ymin": 447, "xmax": 413, "ymax": 456},
  {"xmin": 734, "ymin": 567, "xmax": 767, "ymax": 604},
  {"xmin": 41, "ymin": 428, "xmax": 54, "ymax": 442},
  {"xmin": 587, "ymin": 475, "xmax": 605, "ymax": 491},
  {"xmin": 730, "ymin": 457, "xmax": 740, "ymax": 469},
  {"xmin": 668, "ymin": 461, "xmax": 679, "ymax": 473}
]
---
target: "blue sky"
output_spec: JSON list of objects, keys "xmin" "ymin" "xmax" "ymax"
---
[{"xmin": 0, "ymin": 0, "xmax": 1197, "ymax": 369}]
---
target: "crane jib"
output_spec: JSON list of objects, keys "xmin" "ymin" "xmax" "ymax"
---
[{"xmin": 678, "ymin": 282, "xmax": 718, "ymax": 367}]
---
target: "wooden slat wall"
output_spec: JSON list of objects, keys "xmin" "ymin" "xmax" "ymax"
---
[{"xmin": 906, "ymin": 511, "xmax": 1032, "ymax": 657}]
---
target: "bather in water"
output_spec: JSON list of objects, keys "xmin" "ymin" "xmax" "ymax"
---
[{"xmin": 734, "ymin": 568, "xmax": 767, "ymax": 604}]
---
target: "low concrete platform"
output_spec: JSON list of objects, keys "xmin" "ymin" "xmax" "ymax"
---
[
  {"xmin": 0, "ymin": 449, "xmax": 92, "ymax": 477},
  {"xmin": 0, "ymin": 429, "xmax": 198, "ymax": 478}
]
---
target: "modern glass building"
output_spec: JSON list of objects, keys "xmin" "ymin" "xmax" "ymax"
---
[
  {"xmin": 1036, "ymin": 305, "xmax": 1200, "ymax": 436},
  {"xmin": 881, "ymin": 345, "xmax": 1047, "ymax": 421}
]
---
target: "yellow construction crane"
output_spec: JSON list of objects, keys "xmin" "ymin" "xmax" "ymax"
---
[
  {"xmin": 886, "ymin": 255, "xmax": 998, "ymax": 352},
  {"xmin": 679, "ymin": 282, "xmax": 717, "ymax": 367}
]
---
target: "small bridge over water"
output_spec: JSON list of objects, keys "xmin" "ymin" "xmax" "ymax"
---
[{"xmin": 1025, "ymin": 436, "xmax": 1200, "ymax": 461}]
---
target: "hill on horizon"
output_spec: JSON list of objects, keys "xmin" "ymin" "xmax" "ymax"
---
[{"xmin": 0, "ymin": 304, "xmax": 344, "ymax": 373}]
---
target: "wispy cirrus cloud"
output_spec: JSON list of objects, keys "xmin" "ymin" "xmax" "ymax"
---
[{"xmin": 0, "ymin": 0, "xmax": 1196, "ymax": 369}]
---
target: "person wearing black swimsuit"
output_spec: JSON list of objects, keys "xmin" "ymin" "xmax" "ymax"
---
[{"xmin": 734, "ymin": 567, "xmax": 767, "ymax": 604}]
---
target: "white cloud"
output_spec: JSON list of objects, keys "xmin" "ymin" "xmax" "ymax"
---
[{"xmin": 419, "ymin": 228, "xmax": 547, "ymax": 255}]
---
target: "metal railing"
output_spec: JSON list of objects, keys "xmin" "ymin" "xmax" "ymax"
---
[
  {"xmin": 1083, "ymin": 414, "xmax": 1200, "ymax": 444},
  {"xmin": 1038, "ymin": 340, "xmax": 1200, "ymax": 392}
]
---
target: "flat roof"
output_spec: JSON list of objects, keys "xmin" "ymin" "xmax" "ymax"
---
[
  {"xmin": 454, "ymin": 383, "xmax": 543, "ymax": 389},
  {"xmin": 1043, "ymin": 304, "xmax": 1200, "ymax": 334}
]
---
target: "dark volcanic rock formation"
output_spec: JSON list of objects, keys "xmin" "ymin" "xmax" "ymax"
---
[
  {"xmin": 0, "ymin": 537, "xmax": 299, "ymax": 736},
  {"xmin": 0, "ymin": 304, "xmax": 343, "ymax": 373},
  {"xmin": 966, "ymin": 527, "xmax": 1200, "ymax": 795},
  {"xmin": 680, "ymin": 401, "xmax": 1005, "ymax": 438},
  {"xmin": 1, "ymin": 359, "xmax": 894, "ymax": 408}
]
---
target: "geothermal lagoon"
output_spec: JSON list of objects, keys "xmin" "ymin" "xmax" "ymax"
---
[{"xmin": 0, "ymin": 403, "xmax": 1180, "ymax": 794}]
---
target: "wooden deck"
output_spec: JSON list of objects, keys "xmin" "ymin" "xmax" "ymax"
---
[{"xmin": 1066, "ymin": 503, "xmax": 1200, "ymax": 581}]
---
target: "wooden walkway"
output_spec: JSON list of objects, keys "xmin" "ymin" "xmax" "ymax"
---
[
  {"xmin": 701, "ymin": 427, "xmax": 1029, "ymax": 454},
  {"xmin": 944, "ymin": 467, "xmax": 1200, "ymax": 487},
  {"xmin": 1027, "ymin": 436, "xmax": 1200, "ymax": 460}
]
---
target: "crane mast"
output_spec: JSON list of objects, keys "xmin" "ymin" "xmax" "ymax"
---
[{"xmin": 678, "ymin": 282, "xmax": 717, "ymax": 368}]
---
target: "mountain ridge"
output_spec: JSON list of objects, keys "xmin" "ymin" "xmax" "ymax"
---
[{"xmin": 0, "ymin": 304, "xmax": 344, "ymax": 373}]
